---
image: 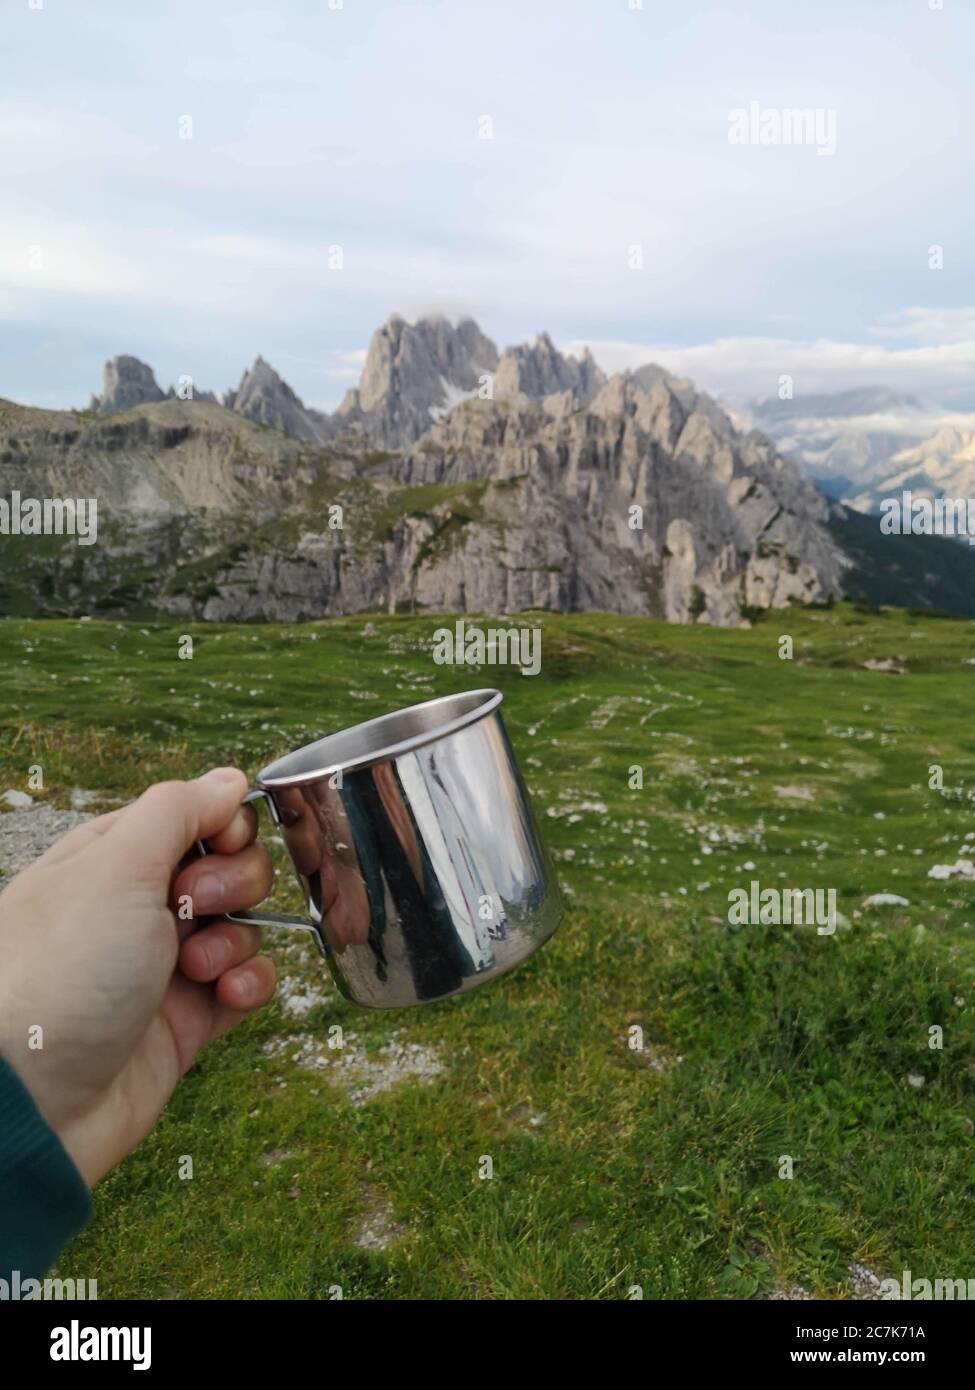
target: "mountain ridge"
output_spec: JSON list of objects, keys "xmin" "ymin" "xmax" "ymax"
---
[{"xmin": 3, "ymin": 314, "xmax": 974, "ymax": 623}]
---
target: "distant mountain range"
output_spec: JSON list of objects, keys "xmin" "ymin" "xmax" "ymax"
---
[
  {"xmin": 845, "ymin": 427, "xmax": 975, "ymax": 515},
  {"xmin": 752, "ymin": 387, "xmax": 975, "ymax": 523},
  {"xmin": 3, "ymin": 314, "xmax": 975, "ymax": 623}
]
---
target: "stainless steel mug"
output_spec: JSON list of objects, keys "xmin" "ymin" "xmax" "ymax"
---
[{"xmin": 211, "ymin": 689, "xmax": 563, "ymax": 1009}]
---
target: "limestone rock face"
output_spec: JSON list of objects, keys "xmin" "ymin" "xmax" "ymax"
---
[
  {"xmin": 333, "ymin": 314, "xmax": 499, "ymax": 446},
  {"xmin": 843, "ymin": 425, "xmax": 975, "ymax": 517},
  {"xmin": 335, "ymin": 320, "xmax": 608, "ymax": 445},
  {"xmin": 495, "ymin": 334, "xmax": 605, "ymax": 405},
  {"xmin": 93, "ymin": 356, "xmax": 166, "ymax": 414},
  {"xmin": 385, "ymin": 374, "xmax": 847, "ymax": 624},
  {"xmin": 223, "ymin": 357, "xmax": 329, "ymax": 444},
  {"xmin": 91, "ymin": 356, "xmax": 218, "ymax": 413}
]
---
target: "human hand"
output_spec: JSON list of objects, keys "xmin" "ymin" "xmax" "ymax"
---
[{"xmin": 0, "ymin": 768, "xmax": 276, "ymax": 1188}]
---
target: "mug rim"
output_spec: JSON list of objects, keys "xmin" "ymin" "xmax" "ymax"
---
[{"xmin": 256, "ymin": 688, "xmax": 504, "ymax": 788}]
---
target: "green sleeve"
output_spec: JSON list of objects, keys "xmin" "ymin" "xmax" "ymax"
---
[{"xmin": 0, "ymin": 1056, "xmax": 91, "ymax": 1281}]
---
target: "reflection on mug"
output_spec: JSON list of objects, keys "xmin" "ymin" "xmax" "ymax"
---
[{"xmin": 279, "ymin": 765, "xmax": 485, "ymax": 1000}]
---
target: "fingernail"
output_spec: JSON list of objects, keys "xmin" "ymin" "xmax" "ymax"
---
[
  {"xmin": 205, "ymin": 935, "xmax": 232, "ymax": 973},
  {"xmin": 236, "ymin": 969, "xmax": 256, "ymax": 1004},
  {"xmin": 192, "ymin": 872, "xmax": 224, "ymax": 914},
  {"xmin": 199, "ymin": 766, "xmax": 241, "ymax": 787}
]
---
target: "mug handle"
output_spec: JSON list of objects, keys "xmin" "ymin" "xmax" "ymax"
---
[{"xmin": 195, "ymin": 787, "xmax": 328, "ymax": 959}]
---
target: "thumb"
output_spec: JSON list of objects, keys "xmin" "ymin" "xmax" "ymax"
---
[{"xmin": 100, "ymin": 768, "xmax": 249, "ymax": 883}]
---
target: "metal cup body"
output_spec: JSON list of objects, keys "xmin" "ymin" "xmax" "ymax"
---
[{"xmin": 258, "ymin": 691, "xmax": 562, "ymax": 1008}]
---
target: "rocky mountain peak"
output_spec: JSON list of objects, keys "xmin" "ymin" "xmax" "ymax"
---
[
  {"xmin": 494, "ymin": 333, "xmax": 606, "ymax": 405},
  {"xmin": 91, "ymin": 355, "xmax": 166, "ymax": 414},
  {"xmin": 844, "ymin": 423, "xmax": 975, "ymax": 517},
  {"xmin": 334, "ymin": 312, "xmax": 499, "ymax": 446},
  {"xmin": 223, "ymin": 357, "xmax": 328, "ymax": 444},
  {"xmin": 90, "ymin": 355, "xmax": 220, "ymax": 413},
  {"xmin": 225, "ymin": 356, "xmax": 293, "ymax": 404}
]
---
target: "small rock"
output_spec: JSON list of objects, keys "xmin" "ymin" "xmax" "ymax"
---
[
  {"xmin": 862, "ymin": 658, "xmax": 907, "ymax": 675},
  {"xmin": 766, "ymin": 1283, "xmax": 813, "ymax": 1301},
  {"xmin": 848, "ymin": 1262, "xmax": 888, "ymax": 1300},
  {"xmin": 1, "ymin": 790, "xmax": 33, "ymax": 810},
  {"xmin": 277, "ymin": 975, "xmax": 329, "ymax": 1019},
  {"xmin": 355, "ymin": 1197, "xmax": 404, "ymax": 1251},
  {"xmin": 928, "ymin": 860, "xmax": 975, "ymax": 881},
  {"xmin": 862, "ymin": 893, "xmax": 910, "ymax": 908},
  {"xmin": 773, "ymin": 785, "xmax": 815, "ymax": 802},
  {"xmin": 906, "ymin": 1073, "xmax": 926, "ymax": 1089}
]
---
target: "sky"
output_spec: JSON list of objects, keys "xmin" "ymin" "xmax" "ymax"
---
[{"xmin": 1, "ymin": 0, "xmax": 973, "ymax": 412}]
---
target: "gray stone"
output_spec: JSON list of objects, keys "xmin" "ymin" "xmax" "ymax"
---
[
  {"xmin": 224, "ymin": 356, "xmax": 330, "ymax": 443},
  {"xmin": 1, "ymin": 789, "xmax": 34, "ymax": 809},
  {"xmin": 93, "ymin": 355, "xmax": 166, "ymax": 414},
  {"xmin": 333, "ymin": 313, "xmax": 499, "ymax": 447},
  {"xmin": 495, "ymin": 332, "xmax": 605, "ymax": 404}
]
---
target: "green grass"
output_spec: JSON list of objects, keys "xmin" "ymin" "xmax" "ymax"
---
[{"xmin": 1, "ymin": 601, "xmax": 974, "ymax": 1298}]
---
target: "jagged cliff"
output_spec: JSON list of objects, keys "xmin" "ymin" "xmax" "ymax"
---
[
  {"xmin": 223, "ymin": 357, "xmax": 330, "ymax": 445},
  {"xmin": 90, "ymin": 355, "xmax": 217, "ymax": 414},
  {"xmin": 333, "ymin": 314, "xmax": 500, "ymax": 446}
]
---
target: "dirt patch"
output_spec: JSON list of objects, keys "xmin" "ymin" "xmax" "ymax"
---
[
  {"xmin": 501, "ymin": 1103, "xmax": 547, "ymax": 1136},
  {"xmin": 263, "ymin": 1030, "xmax": 444, "ymax": 1106},
  {"xmin": 862, "ymin": 658, "xmax": 907, "ymax": 675},
  {"xmin": 276, "ymin": 974, "xmax": 331, "ymax": 1018},
  {"xmin": 0, "ymin": 802, "xmax": 94, "ymax": 887},
  {"xmin": 773, "ymin": 784, "xmax": 816, "ymax": 802},
  {"xmin": 259, "ymin": 1148, "xmax": 294, "ymax": 1168},
  {"xmin": 355, "ymin": 1191, "xmax": 405, "ymax": 1252}
]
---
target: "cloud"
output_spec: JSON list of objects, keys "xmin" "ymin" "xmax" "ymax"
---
[
  {"xmin": 0, "ymin": 223, "xmax": 147, "ymax": 304},
  {"xmin": 870, "ymin": 307, "xmax": 975, "ymax": 346},
  {"xmin": 329, "ymin": 347, "xmax": 368, "ymax": 373},
  {"xmin": 563, "ymin": 326, "xmax": 975, "ymax": 409},
  {"xmin": 754, "ymin": 409, "xmax": 975, "ymax": 448}
]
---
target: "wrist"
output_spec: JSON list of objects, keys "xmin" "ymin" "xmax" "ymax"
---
[
  {"xmin": 53, "ymin": 1113, "xmax": 103, "ymax": 1191},
  {"xmin": 0, "ymin": 1033, "xmax": 97, "ymax": 1190}
]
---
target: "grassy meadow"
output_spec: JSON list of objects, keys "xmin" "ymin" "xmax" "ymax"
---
[{"xmin": 1, "ymin": 601, "xmax": 974, "ymax": 1299}]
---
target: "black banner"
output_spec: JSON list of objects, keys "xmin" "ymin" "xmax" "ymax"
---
[{"xmin": 0, "ymin": 1297, "xmax": 968, "ymax": 1372}]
